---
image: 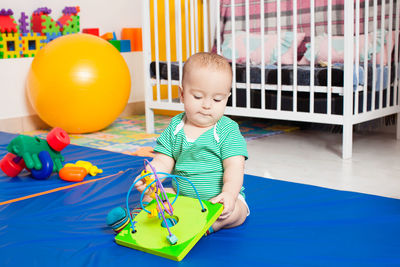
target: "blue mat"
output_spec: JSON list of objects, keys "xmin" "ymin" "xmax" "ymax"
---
[
  {"xmin": 0, "ymin": 131, "xmax": 149, "ymax": 204},
  {"xmin": 0, "ymin": 131, "xmax": 400, "ymax": 266}
]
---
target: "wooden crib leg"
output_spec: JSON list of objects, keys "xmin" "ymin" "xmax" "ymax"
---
[
  {"xmin": 342, "ymin": 122, "xmax": 353, "ymax": 159},
  {"xmin": 145, "ymin": 107, "xmax": 155, "ymax": 134}
]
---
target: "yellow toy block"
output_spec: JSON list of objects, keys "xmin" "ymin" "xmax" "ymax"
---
[
  {"xmin": 75, "ymin": 160, "xmax": 103, "ymax": 176},
  {"xmin": 148, "ymin": 208, "xmax": 158, "ymax": 218},
  {"xmin": 64, "ymin": 160, "xmax": 103, "ymax": 176},
  {"xmin": 20, "ymin": 33, "xmax": 46, "ymax": 58},
  {"xmin": 0, "ymin": 33, "xmax": 22, "ymax": 58}
]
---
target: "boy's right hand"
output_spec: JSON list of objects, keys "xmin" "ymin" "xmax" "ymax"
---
[
  {"xmin": 134, "ymin": 177, "xmax": 147, "ymax": 193},
  {"xmin": 134, "ymin": 172, "xmax": 156, "ymax": 197}
]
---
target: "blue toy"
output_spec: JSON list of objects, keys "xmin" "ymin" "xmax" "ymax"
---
[{"xmin": 30, "ymin": 151, "xmax": 53, "ymax": 179}]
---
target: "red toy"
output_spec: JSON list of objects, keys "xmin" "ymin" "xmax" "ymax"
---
[
  {"xmin": 0, "ymin": 9, "xmax": 18, "ymax": 33},
  {"xmin": 82, "ymin": 28, "xmax": 99, "ymax": 36},
  {"xmin": 0, "ymin": 153, "xmax": 26, "ymax": 177}
]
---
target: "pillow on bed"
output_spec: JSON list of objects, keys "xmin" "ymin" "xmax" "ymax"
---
[
  {"xmin": 221, "ymin": 31, "xmax": 306, "ymax": 65},
  {"xmin": 299, "ymin": 31, "xmax": 395, "ymax": 65}
]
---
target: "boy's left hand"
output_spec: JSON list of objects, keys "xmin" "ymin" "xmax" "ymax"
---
[{"xmin": 210, "ymin": 192, "xmax": 235, "ymax": 219}]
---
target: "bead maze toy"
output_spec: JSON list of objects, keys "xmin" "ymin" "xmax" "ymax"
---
[{"xmin": 113, "ymin": 160, "xmax": 223, "ymax": 261}]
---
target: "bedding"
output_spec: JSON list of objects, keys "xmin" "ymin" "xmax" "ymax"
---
[
  {"xmin": 217, "ymin": 0, "xmax": 395, "ymax": 57},
  {"xmin": 218, "ymin": 0, "xmax": 395, "ymax": 39},
  {"xmin": 300, "ymin": 31, "xmax": 396, "ymax": 65},
  {"xmin": 221, "ymin": 31, "xmax": 306, "ymax": 65}
]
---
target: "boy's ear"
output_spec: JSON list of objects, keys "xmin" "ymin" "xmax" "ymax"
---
[{"xmin": 179, "ymin": 86, "xmax": 184, "ymax": 102}]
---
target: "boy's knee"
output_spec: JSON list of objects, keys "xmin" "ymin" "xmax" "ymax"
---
[
  {"xmin": 220, "ymin": 199, "xmax": 248, "ymax": 229},
  {"xmin": 234, "ymin": 200, "xmax": 248, "ymax": 225}
]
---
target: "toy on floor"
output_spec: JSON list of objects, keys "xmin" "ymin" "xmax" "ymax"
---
[
  {"xmin": 59, "ymin": 166, "xmax": 87, "ymax": 182},
  {"xmin": 64, "ymin": 160, "xmax": 103, "ymax": 176},
  {"xmin": 0, "ymin": 127, "xmax": 70, "ymax": 179},
  {"xmin": 59, "ymin": 160, "xmax": 103, "ymax": 182},
  {"xmin": 112, "ymin": 159, "xmax": 223, "ymax": 261},
  {"xmin": 26, "ymin": 33, "xmax": 131, "ymax": 134}
]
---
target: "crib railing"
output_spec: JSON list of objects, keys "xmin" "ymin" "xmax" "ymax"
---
[{"xmin": 142, "ymin": 0, "xmax": 400, "ymax": 158}]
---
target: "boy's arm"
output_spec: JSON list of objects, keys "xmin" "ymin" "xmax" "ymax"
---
[
  {"xmin": 210, "ymin": 155, "xmax": 245, "ymax": 219},
  {"xmin": 134, "ymin": 152, "xmax": 175, "ymax": 193},
  {"xmin": 144, "ymin": 152, "xmax": 175, "ymax": 173}
]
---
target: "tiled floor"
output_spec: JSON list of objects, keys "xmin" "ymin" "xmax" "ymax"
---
[{"xmin": 245, "ymin": 128, "xmax": 400, "ymax": 199}]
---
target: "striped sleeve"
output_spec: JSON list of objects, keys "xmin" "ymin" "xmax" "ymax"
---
[
  {"xmin": 220, "ymin": 122, "xmax": 248, "ymax": 160},
  {"xmin": 154, "ymin": 121, "xmax": 174, "ymax": 158}
]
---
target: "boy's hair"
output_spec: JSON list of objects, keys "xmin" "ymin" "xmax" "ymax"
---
[{"xmin": 182, "ymin": 52, "xmax": 232, "ymax": 84}]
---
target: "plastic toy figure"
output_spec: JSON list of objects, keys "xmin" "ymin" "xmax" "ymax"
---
[{"xmin": 0, "ymin": 127, "xmax": 70, "ymax": 179}]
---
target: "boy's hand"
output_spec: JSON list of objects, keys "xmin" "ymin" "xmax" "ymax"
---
[
  {"xmin": 135, "ymin": 172, "xmax": 157, "ymax": 199},
  {"xmin": 134, "ymin": 176, "xmax": 147, "ymax": 193},
  {"xmin": 210, "ymin": 192, "xmax": 235, "ymax": 220}
]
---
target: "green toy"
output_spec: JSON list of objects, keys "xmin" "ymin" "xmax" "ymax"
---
[
  {"xmin": 41, "ymin": 15, "xmax": 61, "ymax": 35},
  {"xmin": 114, "ymin": 160, "xmax": 223, "ymax": 261},
  {"xmin": 62, "ymin": 15, "xmax": 80, "ymax": 35},
  {"xmin": 116, "ymin": 194, "xmax": 223, "ymax": 261},
  {"xmin": 6, "ymin": 133, "xmax": 66, "ymax": 172}
]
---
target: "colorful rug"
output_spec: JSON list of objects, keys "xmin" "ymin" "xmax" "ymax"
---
[{"xmin": 23, "ymin": 115, "xmax": 298, "ymax": 157}]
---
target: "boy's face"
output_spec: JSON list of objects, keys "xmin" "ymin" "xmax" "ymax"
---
[{"xmin": 180, "ymin": 66, "xmax": 231, "ymax": 128}]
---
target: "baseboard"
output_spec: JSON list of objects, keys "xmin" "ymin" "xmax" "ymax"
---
[
  {"xmin": 0, "ymin": 101, "xmax": 145, "ymax": 134},
  {"xmin": 0, "ymin": 115, "xmax": 48, "ymax": 134},
  {"xmin": 120, "ymin": 101, "xmax": 145, "ymax": 117}
]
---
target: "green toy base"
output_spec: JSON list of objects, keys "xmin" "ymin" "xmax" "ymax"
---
[{"xmin": 115, "ymin": 194, "xmax": 223, "ymax": 261}]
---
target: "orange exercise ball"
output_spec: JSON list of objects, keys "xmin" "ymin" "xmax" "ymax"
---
[{"xmin": 27, "ymin": 33, "xmax": 131, "ymax": 133}]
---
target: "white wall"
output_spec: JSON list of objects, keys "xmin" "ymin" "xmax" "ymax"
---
[{"xmin": 0, "ymin": 0, "xmax": 144, "ymax": 120}]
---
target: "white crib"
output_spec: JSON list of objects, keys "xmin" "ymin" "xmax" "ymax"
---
[{"xmin": 141, "ymin": 0, "xmax": 400, "ymax": 159}]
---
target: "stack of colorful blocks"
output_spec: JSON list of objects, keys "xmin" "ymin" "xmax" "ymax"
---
[
  {"xmin": 83, "ymin": 27, "xmax": 142, "ymax": 53},
  {"xmin": 0, "ymin": 6, "xmax": 142, "ymax": 58},
  {"xmin": 0, "ymin": 6, "xmax": 80, "ymax": 58}
]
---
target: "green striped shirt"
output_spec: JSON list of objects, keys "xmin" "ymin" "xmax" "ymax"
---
[{"xmin": 154, "ymin": 113, "xmax": 248, "ymax": 200}]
